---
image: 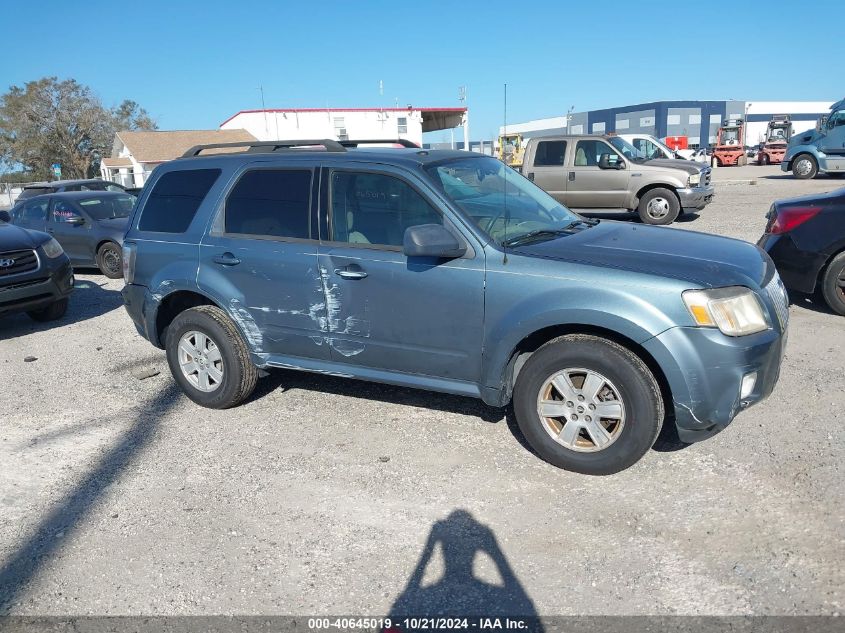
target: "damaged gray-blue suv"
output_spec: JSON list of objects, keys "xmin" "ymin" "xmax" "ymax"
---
[{"xmin": 122, "ymin": 139, "xmax": 788, "ymax": 475}]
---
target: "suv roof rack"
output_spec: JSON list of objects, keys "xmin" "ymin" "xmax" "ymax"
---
[
  {"xmin": 338, "ymin": 139, "xmax": 420, "ymax": 148},
  {"xmin": 181, "ymin": 139, "xmax": 347, "ymax": 158}
]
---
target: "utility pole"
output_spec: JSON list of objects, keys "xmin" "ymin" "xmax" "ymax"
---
[
  {"xmin": 459, "ymin": 85, "xmax": 469, "ymax": 151},
  {"xmin": 258, "ymin": 85, "xmax": 269, "ymax": 139}
]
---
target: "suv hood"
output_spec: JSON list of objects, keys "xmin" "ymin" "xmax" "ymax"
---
[
  {"xmin": 640, "ymin": 158, "xmax": 703, "ymax": 175},
  {"xmin": 513, "ymin": 220, "xmax": 766, "ymax": 288},
  {"xmin": 0, "ymin": 222, "xmax": 47, "ymax": 252}
]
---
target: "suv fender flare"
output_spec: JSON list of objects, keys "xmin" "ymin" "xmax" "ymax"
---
[{"xmin": 480, "ymin": 289, "xmax": 678, "ymax": 400}]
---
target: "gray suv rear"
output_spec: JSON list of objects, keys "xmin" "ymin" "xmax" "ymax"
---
[{"xmin": 122, "ymin": 139, "xmax": 786, "ymax": 475}]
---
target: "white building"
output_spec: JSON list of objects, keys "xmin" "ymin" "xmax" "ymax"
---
[
  {"xmin": 220, "ymin": 107, "xmax": 468, "ymax": 148},
  {"xmin": 101, "ymin": 129, "xmax": 257, "ymax": 187}
]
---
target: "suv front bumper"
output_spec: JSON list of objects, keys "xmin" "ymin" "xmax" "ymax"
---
[
  {"xmin": 0, "ymin": 258, "xmax": 74, "ymax": 316},
  {"xmin": 676, "ymin": 184, "xmax": 715, "ymax": 210},
  {"xmin": 643, "ymin": 324, "xmax": 786, "ymax": 443}
]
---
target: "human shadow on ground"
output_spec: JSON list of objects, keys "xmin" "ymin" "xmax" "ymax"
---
[{"xmin": 388, "ymin": 510, "xmax": 542, "ymax": 628}]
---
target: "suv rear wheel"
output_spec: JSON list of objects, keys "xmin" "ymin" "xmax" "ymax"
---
[
  {"xmin": 165, "ymin": 305, "xmax": 258, "ymax": 408},
  {"xmin": 637, "ymin": 188, "xmax": 680, "ymax": 225},
  {"xmin": 512, "ymin": 335, "xmax": 663, "ymax": 475}
]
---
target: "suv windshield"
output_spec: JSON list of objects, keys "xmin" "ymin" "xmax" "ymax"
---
[
  {"xmin": 425, "ymin": 157, "xmax": 581, "ymax": 245},
  {"xmin": 608, "ymin": 137, "xmax": 647, "ymax": 162},
  {"xmin": 78, "ymin": 195, "xmax": 135, "ymax": 220}
]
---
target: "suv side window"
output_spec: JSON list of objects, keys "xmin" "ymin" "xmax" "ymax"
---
[
  {"xmin": 139, "ymin": 169, "xmax": 221, "ymax": 233},
  {"xmin": 21, "ymin": 199, "xmax": 49, "ymax": 222},
  {"xmin": 53, "ymin": 200, "xmax": 82, "ymax": 222},
  {"xmin": 534, "ymin": 141, "xmax": 567, "ymax": 166},
  {"xmin": 330, "ymin": 171, "xmax": 441, "ymax": 248},
  {"xmin": 574, "ymin": 140, "xmax": 621, "ymax": 167},
  {"xmin": 225, "ymin": 169, "xmax": 312, "ymax": 239}
]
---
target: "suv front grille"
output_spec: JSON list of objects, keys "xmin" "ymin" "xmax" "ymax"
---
[
  {"xmin": 0, "ymin": 250, "xmax": 39, "ymax": 278},
  {"xmin": 701, "ymin": 167, "xmax": 712, "ymax": 187},
  {"xmin": 765, "ymin": 273, "xmax": 789, "ymax": 330}
]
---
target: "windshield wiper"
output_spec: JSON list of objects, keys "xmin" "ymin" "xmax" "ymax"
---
[{"xmin": 501, "ymin": 219, "xmax": 598, "ymax": 247}]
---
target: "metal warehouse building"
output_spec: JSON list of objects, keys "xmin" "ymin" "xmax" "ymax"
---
[{"xmin": 501, "ymin": 100, "xmax": 833, "ymax": 149}]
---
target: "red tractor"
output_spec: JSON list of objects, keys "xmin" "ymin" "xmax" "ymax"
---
[
  {"xmin": 756, "ymin": 115, "xmax": 792, "ymax": 165},
  {"xmin": 712, "ymin": 118, "xmax": 747, "ymax": 166}
]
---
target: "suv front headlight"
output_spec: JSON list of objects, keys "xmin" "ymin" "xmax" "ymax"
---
[
  {"xmin": 688, "ymin": 172, "xmax": 701, "ymax": 187},
  {"xmin": 682, "ymin": 287, "xmax": 769, "ymax": 336},
  {"xmin": 40, "ymin": 237, "xmax": 64, "ymax": 258}
]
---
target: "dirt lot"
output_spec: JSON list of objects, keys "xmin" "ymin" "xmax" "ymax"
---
[{"xmin": 0, "ymin": 165, "xmax": 843, "ymax": 617}]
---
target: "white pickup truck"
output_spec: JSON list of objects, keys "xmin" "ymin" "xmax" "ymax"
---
[{"xmin": 616, "ymin": 134, "xmax": 696, "ymax": 161}]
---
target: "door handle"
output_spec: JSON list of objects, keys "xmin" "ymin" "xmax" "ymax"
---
[
  {"xmin": 334, "ymin": 266, "xmax": 368, "ymax": 280},
  {"xmin": 569, "ymin": 171, "xmax": 575, "ymax": 181},
  {"xmin": 527, "ymin": 172, "xmax": 535, "ymax": 181},
  {"xmin": 213, "ymin": 253, "xmax": 240, "ymax": 266}
]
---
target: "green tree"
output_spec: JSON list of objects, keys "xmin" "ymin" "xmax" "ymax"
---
[{"xmin": 0, "ymin": 77, "xmax": 157, "ymax": 180}]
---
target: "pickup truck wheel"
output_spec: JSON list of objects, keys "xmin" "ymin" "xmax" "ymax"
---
[
  {"xmin": 637, "ymin": 188, "xmax": 679, "ymax": 225},
  {"xmin": 820, "ymin": 252, "xmax": 845, "ymax": 316},
  {"xmin": 165, "ymin": 305, "xmax": 258, "ymax": 408},
  {"xmin": 792, "ymin": 154, "xmax": 818, "ymax": 179},
  {"xmin": 96, "ymin": 242, "xmax": 123, "ymax": 279},
  {"xmin": 27, "ymin": 297, "xmax": 69, "ymax": 322},
  {"xmin": 512, "ymin": 335, "xmax": 663, "ymax": 475}
]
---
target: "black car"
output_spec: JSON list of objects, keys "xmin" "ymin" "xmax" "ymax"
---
[
  {"xmin": 758, "ymin": 187, "xmax": 845, "ymax": 315},
  {"xmin": 15, "ymin": 179, "xmax": 128, "ymax": 203},
  {"xmin": 11, "ymin": 191, "xmax": 135, "ymax": 278},
  {"xmin": 0, "ymin": 210, "xmax": 74, "ymax": 322}
]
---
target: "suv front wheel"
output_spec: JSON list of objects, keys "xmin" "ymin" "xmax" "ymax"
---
[
  {"xmin": 512, "ymin": 335, "xmax": 664, "ymax": 475},
  {"xmin": 165, "ymin": 305, "xmax": 259, "ymax": 408}
]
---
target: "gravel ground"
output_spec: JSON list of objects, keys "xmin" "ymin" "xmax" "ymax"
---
[{"xmin": 0, "ymin": 165, "xmax": 843, "ymax": 617}]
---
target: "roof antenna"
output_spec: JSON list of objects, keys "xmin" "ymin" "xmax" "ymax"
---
[{"xmin": 502, "ymin": 82, "xmax": 509, "ymax": 265}]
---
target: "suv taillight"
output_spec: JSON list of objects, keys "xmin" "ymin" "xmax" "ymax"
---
[
  {"xmin": 769, "ymin": 206, "xmax": 822, "ymax": 235},
  {"xmin": 122, "ymin": 242, "xmax": 137, "ymax": 283}
]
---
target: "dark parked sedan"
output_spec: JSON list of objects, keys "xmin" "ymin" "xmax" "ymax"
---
[
  {"xmin": 11, "ymin": 191, "xmax": 135, "ymax": 278},
  {"xmin": 758, "ymin": 187, "xmax": 845, "ymax": 315}
]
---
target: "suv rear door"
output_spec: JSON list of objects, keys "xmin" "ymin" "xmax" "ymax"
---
[
  {"xmin": 566, "ymin": 139, "xmax": 630, "ymax": 209},
  {"xmin": 316, "ymin": 163, "xmax": 485, "ymax": 382},
  {"xmin": 198, "ymin": 162, "xmax": 331, "ymax": 360}
]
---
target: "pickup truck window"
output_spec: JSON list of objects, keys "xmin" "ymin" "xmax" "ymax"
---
[
  {"xmin": 534, "ymin": 141, "xmax": 566, "ymax": 166},
  {"xmin": 607, "ymin": 137, "xmax": 647, "ymax": 162},
  {"xmin": 575, "ymin": 140, "xmax": 621, "ymax": 167},
  {"xmin": 426, "ymin": 156, "xmax": 579, "ymax": 245}
]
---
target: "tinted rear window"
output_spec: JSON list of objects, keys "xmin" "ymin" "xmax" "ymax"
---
[
  {"xmin": 225, "ymin": 169, "xmax": 312, "ymax": 239},
  {"xmin": 79, "ymin": 195, "xmax": 136, "ymax": 220},
  {"xmin": 19, "ymin": 187, "xmax": 53, "ymax": 200},
  {"xmin": 138, "ymin": 169, "xmax": 221, "ymax": 233}
]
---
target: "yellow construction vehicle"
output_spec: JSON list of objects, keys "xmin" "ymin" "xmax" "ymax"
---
[{"xmin": 497, "ymin": 132, "xmax": 525, "ymax": 168}]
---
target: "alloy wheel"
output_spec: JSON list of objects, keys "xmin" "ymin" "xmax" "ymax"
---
[
  {"xmin": 536, "ymin": 368, "xmax": 626, "ymax": 452},
  {"xmin": 178, "ymin": 330, "xmax": 224, "ymax": 392}
]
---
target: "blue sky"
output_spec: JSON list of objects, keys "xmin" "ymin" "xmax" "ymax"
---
[{"xmin": 1, "ymin": 0, "xmax": 840, "ymax": 142}]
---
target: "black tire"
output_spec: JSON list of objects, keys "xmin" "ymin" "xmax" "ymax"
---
[
  {"xmin": 792, "ymin": 153, "xmax": 818, "ymax": 180},
  {"xmin": 512, "ymin": 335, "xmax": 664, "ymax": 475},
  {"xmin": 737, "ymin": 155, "xmax": 748, "ymax": 167},
  {"xmin": 637, "ymin": 188, "xmax": 680, "ymax": 225},
  {"xmin": 759, "ymin": 154, "xmax": 769, "ymax": 166},
  {"xmin": 165, "ymin": 305, "xmax": 259, "ymax": 408},
  {"xmin": 27, "ymin": 297, "xmax": 69, "ymax": 322},
  {"xmin": 96, "ymin": 242, "xmax": 123, "ymax": 279},
  {"xmin": 820, "ymin": 252, "xmax": 845, "ymax": 316}
]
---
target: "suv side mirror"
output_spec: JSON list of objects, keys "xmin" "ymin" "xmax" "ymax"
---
[
  {"xmin": 0, "ymin": 210, "xmax": 10, "ymax": 223},
  {"xmin": 598, "ymin": 153, "xmax": 624, "ymax": 170},
  {"xmin": 403, "ymin": 224, "xmax": 466, "ymax": 259}
]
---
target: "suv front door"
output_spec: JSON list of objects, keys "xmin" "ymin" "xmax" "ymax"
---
[
  {"xmin": 566, "ymin": 139, "xmax": 630, "ymax": 209},
  {"xmin": 48, "ymin": 198, "xmax": 91, "ymax": 264},
  {"xmin": 198, "ymin": 163, "xmax": 330, "ymax": 360},
  {"xmin": 317, "ymin": 165, "xmax": 485, "ymax": 383}
]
